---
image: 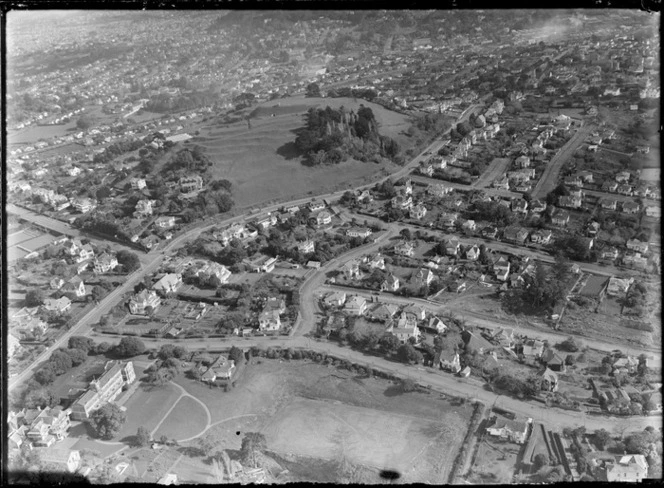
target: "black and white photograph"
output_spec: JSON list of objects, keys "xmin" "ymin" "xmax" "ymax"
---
[{"xmin": 3, "ymin": 6, "xmax": 662, "ymax": 485}]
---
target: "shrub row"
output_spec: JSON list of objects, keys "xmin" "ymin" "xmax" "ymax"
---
[{"xmin": 448, "ymin": 402, "xmax": 486, "ymax": 483}]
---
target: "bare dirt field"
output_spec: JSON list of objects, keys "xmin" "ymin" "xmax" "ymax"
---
[
  {"xmin": 174, "ymin": 359, "xmax": 474, "ymax": 483},
  {"xmin": 466, "ymin": 437, "xmax": 520, "ymax": 484},
  {"xmin": 193, "ymin": 96, "xmax": 412, "ymax": 208}
]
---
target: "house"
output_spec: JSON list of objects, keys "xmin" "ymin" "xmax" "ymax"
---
[
  {"xmin": 387, "ymin": 323, "xmax": 421, "ymax": 343},
  {"xmin": 449, "ymin": 280, "xmax": 467, "ymax": 293},
  {"xmin": 493, "ymin": 257, "xmax": 511, "ymax": 281},
  {"xmin": 346, "ymin": 227, "xmax": 372, "ymax": 239},
  {"xmin": 564, "ymin": 175, "xmax": 583, "ymax": 187},
  {"xmin": 188, "ymin": 261, "xmax": 232, "ymax": 286},
  {"xmin": 394, "ymin": 240, "xmax": 415, "ymax": 257},
  {"xmin": 297, "ymin": 240, "xmax": 315, "ymax": 254},
  {"xmin": 486, "ymin": 417, "xmax": 530, "ymax": 444},
  {"xmin": 605, "ymin": 455, "xmax": 649, "ymax": 483},
  {"xmin": 357, "ymin": 190, "xmax": 373, "ymax": 203},
  {"xmin": 402, "ymin": 304, "xmax": 426, "ymax": 322},
  {"xmin": 462, "ymin": 219, "xmax": 477, "ymax": 232},
  {"xmin": 128, "ymin": 289, "xmax": 161, "ymax": 315},
  {"xmin": 391, "ymin": 194, "xmax": 413, "ymax": 209},
  {"xmin": 134, "ymin": 199, "xmax": 154, "ymax": 218},
  {"xmin": 615, "ymin": 171, "xmax": 631, "ymax": 183},
  {"xmin": 419, "ymin": 163, "xmax": 434, "ymax": 176},
  {"xmin": 245, "ymin": 255, "xmax": 277, "ymax": 273},
  {"xmin": 511, "ymin": 199, "xmax": 528, "ymax": 215},
  {"xmin": 342, "ymin": 259, "xmax": 363, "ymax": 280},
  {"xmin": 34, "ymin": 448, "xmax": 81, "ymax": 473},
  {"xmin": 435, "ymin": 349, "xmax": 461, "ymax": 373},
  {"xmin": 577, "ymin": 171, "xmax": 594, "ymax": 183},
  {"xmin": 50, "ymin": 277, "xmax": 65, "ymax": 290},
  {"xmin": 258, "ymin": 310, "xmax": 281, "ymax": 331},
  {"xmin": 492, "ymin": 328, "xmax": 515, "ymax": 347},
  {"xmin": 482, "ymin": 226, "xmax": 498, "ymax": 239},
  {"xmin": 411, "ymin": 268, "xmax": 434, "ymax": 287},
  {"xmin": 445, "ymin": 238, "xmax": 460, "ymax": 256},
  {"xmin": 606, "ymin": 276, "xmax": 634, "ymax": 296},
  {"xmin": 617, "ymin": 184, "xmax": 633, "ymax": 197},
  {"xmin": 367, "ymin": 254, "xmax": 385, "ymax": 269},
  {"xmin": 601, "ymin": 247, "xmax": 619, "ymax": 260},
  {"xmin": 370, "ymin": 303, "xmax": 400, "ymax": 322},
  {"xmin": 622, "ymin": 201, "xmax": 640, "ymax": 214},
  {"xmin": 315, "ymin": 210, "xmax": 332, "ymax": 226},
  {"xmin": 602, "ymin": 180, "xmax": 619, "ymax": 192},
  {"xmin": 461, "ymin": 330, "xmax": 494, "ymax": 354},
  {"xmin": 323, "ymin": 291, "xmax": 347, "ymax": 307},
  {"xmin": 540, "ymin": 349, "xmax": 566, "ymax": 372},
  {"xmin": 201, "ymin": 355, "xmax": 236, "ymax": 381},
  {"xmin": 410, "ymin": 203, "xmax": 427, "ymax": 220},
  {"xmin": 425, "ymin": 317, "xmax": 448, "ymax": 334},
  {"xmin": 626, "ymin": 239, "xmax": 648, "ymax": 253},
  {"xmin": 520, "ymin": 339, "xmax": 544, "ymax": 358},
  {"xmin": 492, "ymin": 177, "xmax": 510, "ymax": 190},
  {"xmin": 558, "ymin": 194, "xmax": 582, "ymax": 209},
  {"xmin": 539, "ymin": 368, "xmax": 559, "ymax": 392},
  {"xmin": 93, "ymin": 253, "xmax": 119, "ymax": 274},
  {"xmin": 263, "ymin": 297, "xmax": 286, "ymax": 314},
  {"xmin": 645, "ymin": 205, "xmax": 661, "ymax": 218},
  {"xmin": 515, "ymin": 155, "xmax": 531, "ymax": 168},
  {"xmin": 465, "ymin": 245, "xmax": 480, "ymax": 261},
  {"xmin": 61, "ymin": 276, "xmax": 86, "ymax": 297},
  {"xmin": 130, "ymin": 177, "xmax": 147, "ymax": 190},
  {"xmin": 428, "ymin": 183, "xmax": 453, "ymax": 197},
  {"xmin": 551, "ymin": 209, "xmax": 570, "ymax": 227},
  {"xmin": 152, "ymin": 273, "xmax": 183, "ymax": 296},
  {"xmin": 73, "ymin": 198, "xmax": 96, "ymax": 213},
  {"xmin": 502, "ymin": 226, "xmax": 529, "ymax": 245},
  {"xmin": 439, "ymin": 212, "xmax": 459, "ymax": 228},
  {"xmin": 344, "ymin": 296, "xmax": 367, "ymax": 316},
  {"xmin": 381, "ymin": 274, "xmax": 401, "ymax": 292},
  {"xmin": 179, "ymin": 174, "xmax": 204, "ymax": 193},
  {"xmin": 308, "ymin": 201, "xmax": 325, "ymax": 212},
  {"xmin": 586, "ymin": 221, "xmax": 601, "ymax": 237},
  {"xmin": 623, "ymin": 252, "xmax": 648, "ymax": 270},
  {"xmin": 42, "ymin": 297, "xmax": 72, "ymax": 314},
  {"xmin": 154, "ymin": 216, "xmax": 176, "ymax": 229},
  {"xmin": 530, "ymin": 229, "xmax": 552, "ymax": 245},
  {"xmin": 612, "ymin": 356, "xmax": 639, "ymax": 375},
  {"xmin": 157, "ymin": 474, "xmax": 179, "ymax": 485}
]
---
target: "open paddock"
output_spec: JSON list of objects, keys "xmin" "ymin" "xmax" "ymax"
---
[
  {"xmin": 153, "ymin": 396, "xmax": 209, "ymax": 441},
  {"xmin": 117, "ymin": 382, "xmax": 181, "ymax": 441}
]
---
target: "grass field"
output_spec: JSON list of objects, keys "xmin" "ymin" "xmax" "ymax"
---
[
  {"xmin": 153, "ymin": 396, "xmax": 209, "ymax": 441},
  {"xmin": 467, "ymin": 437, "xmax": 520, "ymax": 484},
  {"xmin": 192, "ymin": 95, "xmax": 412, "ymax": 208},
  {"xmin": 117, "ymin": 383, "xmax": 181, "ymax": 441},
  {"xmin": 178, "ymin": 359, "xmax": 475, "ymax": 483}
]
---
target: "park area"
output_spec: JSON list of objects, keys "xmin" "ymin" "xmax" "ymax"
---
[{"xmin": 191, "ymin": 95, "xmax": 413, "ymax": 208}]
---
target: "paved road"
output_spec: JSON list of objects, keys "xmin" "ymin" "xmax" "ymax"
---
[
  {"xmin": 7, "ymin": 203, "xmax": 81, "ymax": 237},
  {"xmin": 81, "ymin": 333, "xmax": 661, "ymax": 433},
  {"xmin": 532, "ymin": 124, "xmax": 594, "ymax": 199}
]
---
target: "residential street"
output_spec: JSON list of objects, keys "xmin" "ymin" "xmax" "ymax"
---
[{"xmin": 82, "ymin": 332, "xmax": 662, "ymax": 434}]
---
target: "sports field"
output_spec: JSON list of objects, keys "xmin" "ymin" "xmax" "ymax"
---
[
  {"xmin": 116, "ymin": 383, "xmax": 181, "ymax": 441},
  {"xmin": 153, "ymin": 396, "xmax": 209, "ymax": 441},
  {"xmin": 193, "ymin": 96, "xmax": 413, "ymax": 208}
]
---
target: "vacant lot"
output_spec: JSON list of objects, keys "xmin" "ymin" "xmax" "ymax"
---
[
  {"xmin": 193, "ymin": 96, "xmax": 412, "ymax": 208},
  {"xmin": 467, "ymin": 437, "xmax": 520, "ymax": 484},
  {"xmin": 180, "ymin": 359, "xmax": 474, "ymax": 483}
]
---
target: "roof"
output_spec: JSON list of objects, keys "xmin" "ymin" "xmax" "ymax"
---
[{"xmin": 490, "ymin": 417, "xmax": 528, "ymax": 434}]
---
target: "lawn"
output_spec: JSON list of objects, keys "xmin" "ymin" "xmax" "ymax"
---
[
  {"xmin": 116, "ymin": 382, "xmax": 181, "ymax": 441},
  {"xmin": 192, "ymin": 95, "xmax": 411, "ymax": 208},
  {"xmin": 153, "ymin": 396, "xmax": 209, "ymax": 442}
]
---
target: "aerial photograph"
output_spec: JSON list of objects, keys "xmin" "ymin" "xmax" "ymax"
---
[{"xmin": 3, "ymin": 8, "xmax": 662, "ymax": 485}]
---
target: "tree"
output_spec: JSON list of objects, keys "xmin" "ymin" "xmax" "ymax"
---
[
  {"xmin": 240, "ymin": 432, "xmax": 267, "ymax": 468},
  {"xmin": 401, "ymin": 378, "xmax": 417, "ymax": 393},
  {"xmin": 397, "ymin": 343, "xmax": 423, "ymax": 364},
  {"xmin": 229, "ymin": 346, "xmax": 244, "ymax": 363},
  {"xmin": 116, "ymin": 250, "xmax": 141, "ymax": 272},
  {"xmin": 95, "ymin": 341, "xmax": 113, "ymax": 355},
  {"xmin": 34, "ymin": 366, "xmax": 56, "ymax": 385},
  {"xmin": 25, "ymin": 289, "xmax": 45, "ymax": 307},
  {"xmin": 157, "ymin": 344, "xmax": 187, "ymax": 360},
  {"xmin": 534, "ymin": 453, "xmax": 550, "ymax": 471},
  {"xmin": 379, "ymin": 333, "xmax": 401, "ymax": 354},
  {"xmin": 115, "ymin": 337, "xmax": 146, "ymax": 358},
  {"xmin": 65, "ymin": 348, "xmax": 88, "ymax": 366},
  {"xmin": 68, "ymin": 336, "xmax": 95, "ymax": 353},
  {"xmin": 135, "ymin": 426, "xmax": 151, "ymax": 447},
  {"xmin": 593, "ymin": 429, "xmax": 611, "ymax": 450},
  {"xmin": 305, "ymin": 82, "xmax": 321, "ymax": 98},
  {"xmin": 24, "ymin": 387, "xmax": 58, "ymax": 409},
  {"xmin": 76, "ymin": 115, "xmax": 94, "ymax": 130},
  {"xmin": 49, "ymin": 350, "xmax": 73, "ymax": 374},
  {"xmin": 558, "ymin": 336, "xmax": 580, "ymax": 352},
  {"xmin": 89, "ymin": 403, "xmax": 126, "ymax": 440}
]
